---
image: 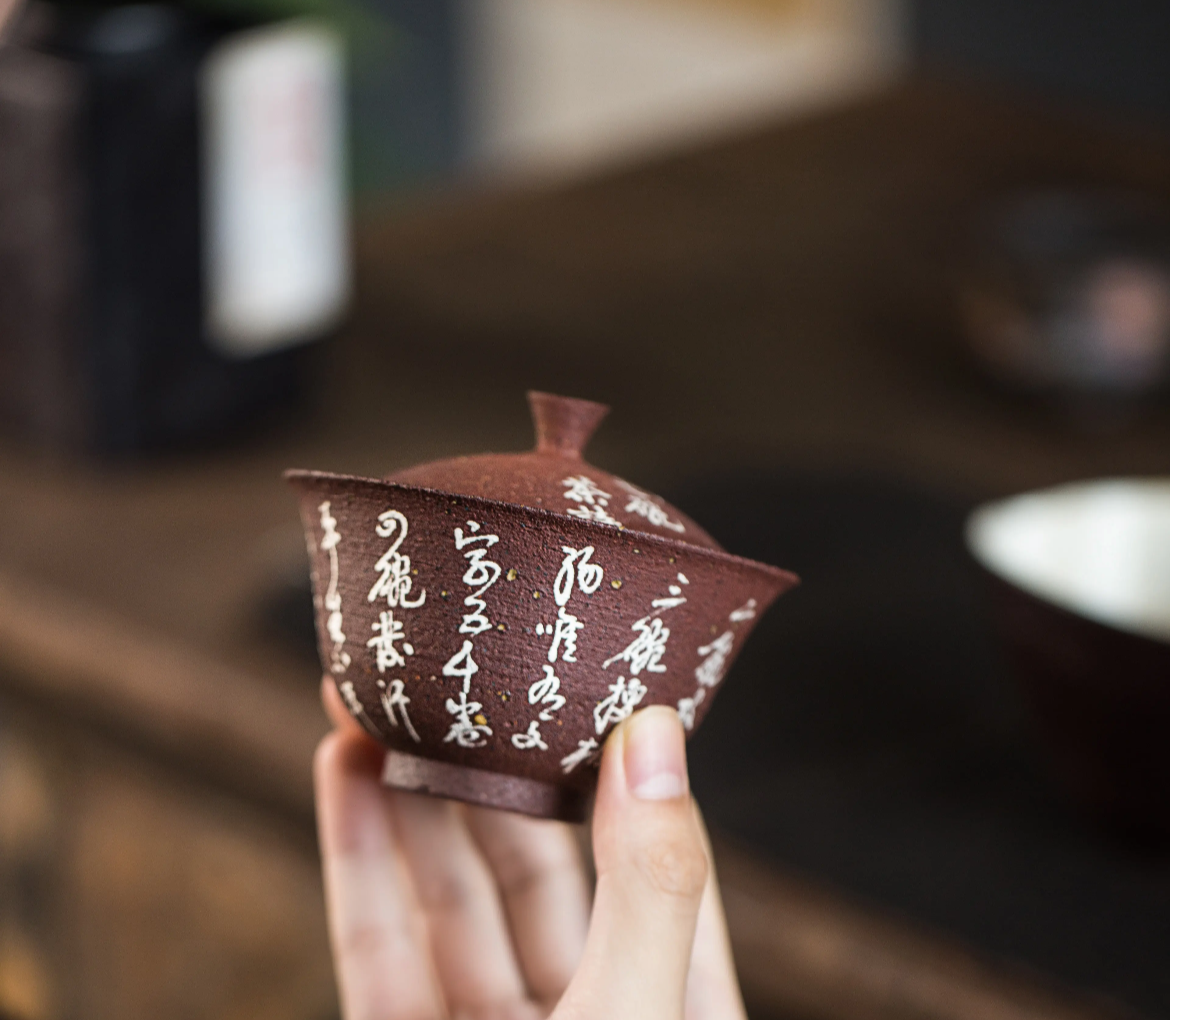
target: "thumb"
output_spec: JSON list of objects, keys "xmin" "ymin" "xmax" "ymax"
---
[{"xmin": 558, "ymin": 706, "xmax": 708, "ymax": 1019}]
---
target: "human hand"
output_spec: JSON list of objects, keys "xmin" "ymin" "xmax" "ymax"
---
[{"xmin": 315, "ymin": 677, "xmax": 748, "ymax": 1020}]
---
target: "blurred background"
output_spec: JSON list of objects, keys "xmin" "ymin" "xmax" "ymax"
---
[{"xmin": 0, "ymin": 0, "xmax": 1168, "ymax": 1018}]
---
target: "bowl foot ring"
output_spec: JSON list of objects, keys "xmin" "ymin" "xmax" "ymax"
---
[{"xmin": 381, "ymin": 749, "xmax": 591, "ymax": 822}]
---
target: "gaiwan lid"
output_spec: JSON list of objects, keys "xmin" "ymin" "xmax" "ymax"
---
[
  {"xmin": 287, "ymin": 392, "xmax": 797, "ymax": 821},
  {"xmin": 389, "ymin": 392, "xmax": 720, "ymax": 549}
]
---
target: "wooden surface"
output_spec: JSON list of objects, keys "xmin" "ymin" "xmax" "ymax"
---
[
  {"xmin": 715, "ymin": 843, "xmax": 1125, "ymax": 1020},
  {"xmin": 0, "ymin": 571, "xmax": 325, "ymax": 816},
  {"xmin": 0, "ymin": 693, "xmax": 335, "ymax": 1020},
  {"xmin": 0, "ymin": 81, "xmax": 1165, "ymax": 1020}
]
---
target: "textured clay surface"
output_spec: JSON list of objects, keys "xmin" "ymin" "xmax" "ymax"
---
[
  {"xmin": 287, "ymin": 393, "xmax": 797, "ymax": 818},
  {"xmin": 389, "ymin": 392, "xmax": 723, "ymax": 551}
]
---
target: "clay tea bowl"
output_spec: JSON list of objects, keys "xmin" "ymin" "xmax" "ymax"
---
[
  {"xmin": 287, "ymin": 392, "xmax": 798, "ymax": 821},
  {"xmin": 966, "ymin": 478, "xmax": 1169, "ymax": 837}
]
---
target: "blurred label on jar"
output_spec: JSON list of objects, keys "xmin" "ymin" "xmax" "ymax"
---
[{"xmin": 201, "ymin": 20, "xmax": 349, "ymax": 357}]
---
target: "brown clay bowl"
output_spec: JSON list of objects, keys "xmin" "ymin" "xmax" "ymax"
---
[
  {"xmin": 288, "ymin": 392, "xmax": 798, "ymax": 820},
  {"xmin": 966, "ymin": 479, "xmax": 1169, "ymax": 836}
]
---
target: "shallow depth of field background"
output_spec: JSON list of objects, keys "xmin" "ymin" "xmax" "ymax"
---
[{"xmin": 0, "ymin": 2, "xmax": 1167, "ymax": 1019}]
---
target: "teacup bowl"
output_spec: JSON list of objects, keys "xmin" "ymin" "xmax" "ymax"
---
[
  {"xmin": 288, "ymin": 393, "xmax": 797, "ymax": 820},
  {"xmin": 966, "ymin": 478, "xmax": 1169, "ymax": 836}
]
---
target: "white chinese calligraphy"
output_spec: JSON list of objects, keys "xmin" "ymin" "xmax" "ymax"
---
[
  {"xmin": 535, "ymin": 544, "xmax": 601, "ymax": 668},
  {"xmin": 678, "ymin": 598, "xmax": 757, "ymax": 731},
  {"xmin": 366, "ymin": 509, "xmax": 424, "ymax": 678},
  {"xmin": 454, "ymin": 522, "xmax": 502, "ymax": 636},
  {"xmin": 554, "ymin": 545, "xmax": 604, "ymax": 606},
  {"xmin": 511, "ymin": 720, "xmax": 549, "ymax": 751},
  {"xmin": 596, "ymin": 572, "xmax": 690, "ymax": 736},
  {"xmin": 338, "ymin": 679, "xmax": 381, "ymax": 739},
  {"xmin": 445, "ymin": 689, "xmax": 493, "ymax": 748},
  {"xmin": 367, "ymin": 610, "xmax": 409, "ymax": 672},
  {"xmin": 593, "ymin": 676, "xmax": 648, "ymax": 735},
  {"xmin": 561, "ymin": 738, "xmax": 599, "ymax": 774},
  {"xmin": 695, "ymin": 631, "xmax": 735, "ymax": 689},
  {"xmin": 602, "ymin": 573, "xmax": 688, "ymax": 675},
  {"xmin": 442, "ymin": 640, "xmax": 478, "ymax": 685},
  {"xmin": 443, "ymin": 522, "xmax": 503, "ymax": 750},
  {"xmin": 377, "ymin": 678, "xmax": 420, "ymax": 743},
  {"xmin": 652, "ymin": 573, "xmax": 690, "ymax": 611},
  {"xmin": 442, "ymin": 639, "xmax": 491, "ymax": 747},
  {"xmin": 615, "ymin": 479, "xmax": 686, "ymax": 533},
  {"xmin": 563, "ymin": 474, "xmax": 610, "ymax": 506},
  {"xmin": 318, "ymin": 501, "xmax": 351, "ymax": 674},
  {"xmin": 602, "ymin": 616, "xmax": 670, "ymax": 674},
  {"xmin": 563, "ymin": 474, "xmax": 622, "ymax": 529},
  {"xmin": 369, "ymin": 510, "xmax": 426, "ymax": 609},
  {"xmin": 546, "ymin": 606, "xmax": 584, "ymax": 663},
  {"xmin": 729, "ymin": 598, "xmax": 757, "ymax": 622},
  {"xmin": 677, "ymin": 689, "xmax": 705, "ymax": 730},
  {"xmin": 520, "ymin": 545, "xmax": 603, "ymax": 755},
  {"xmin": 528, "ymin": 664, "xmax": 566, "ymax": 720}
]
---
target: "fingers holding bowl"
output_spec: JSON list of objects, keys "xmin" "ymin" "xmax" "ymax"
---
[
  {"xmin": 319, "ymin": 680, "xmax": 735, "ymax": 1018},
  {"xmin": 684, "ymin": 803, "xmax": 747, "ymax": 1020},
  {"xmin": 559, "ymin": 707, "xmax": 710, "ymax": 1020},
  {"xmin": 464, "ymin": 806, "xmax": 591, "ymax": 1008},
  {"xmin": 321, "ymin": 675, "xmax": 577, "ymax": 1015},
  {"xmin": 385, "ymin": 790, "xmax": 539, "ymax": 1018},
  {"xmin": 314, "ymin": 727, "xmax": 444, "ymax": 1020}
]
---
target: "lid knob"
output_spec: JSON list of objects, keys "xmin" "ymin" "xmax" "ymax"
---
[{"xmin": 528, "ymin": 391, "xmax": 610, "ymax": 458}]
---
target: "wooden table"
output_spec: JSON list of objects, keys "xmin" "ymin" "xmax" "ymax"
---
[{"xmin": 0, "ymin": 80, "xmax": 1164, "ymax": 1020}]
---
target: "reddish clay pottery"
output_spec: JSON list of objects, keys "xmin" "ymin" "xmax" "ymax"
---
[{"xmin": 288, "ymin": 392, "xmax": 798, "ymax": 820}]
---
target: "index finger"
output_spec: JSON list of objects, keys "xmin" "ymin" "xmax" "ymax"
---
[
  {"xmin": 463, "ymin": 806, "xmax": 590, "ymax": 1008},
  {"xmin": 315, "ymin": 727, "xmax": 445, "ymax": 1020}
]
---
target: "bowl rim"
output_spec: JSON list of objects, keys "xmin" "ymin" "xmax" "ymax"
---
[
  {"xmin": 285, "ymin": 468, "xmax": 800, "ymax": 589},
  {"xmin": 964, "ymin": 476, "xmax": 1169, "ymax": 643}
]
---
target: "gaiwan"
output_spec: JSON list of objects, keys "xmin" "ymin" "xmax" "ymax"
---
[{"xmin": 287, "ymin": 392, "xmax": 797, "ymax": 820}]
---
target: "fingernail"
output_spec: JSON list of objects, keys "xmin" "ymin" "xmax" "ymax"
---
[{"xmin": 624, "ymin": 707, "xmax": 688, "ymax": 800}]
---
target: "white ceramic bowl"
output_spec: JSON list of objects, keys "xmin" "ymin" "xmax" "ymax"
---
[
  {"xmin": 965, "ymin": 478, "xmax": 1169, "ymax": 835},
  {"xmin": 967, "ymin": 478, "xmax": 1168, "ymax": 641}
]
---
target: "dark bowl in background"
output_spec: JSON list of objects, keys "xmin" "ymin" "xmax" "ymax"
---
[
  {"xmin": 957, "ymin": 190, "xmax": 1168, "ymax": 418},
  {"xmin": 966, "ymin": 479, "xmax": 1169, "ymax": 838}
]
